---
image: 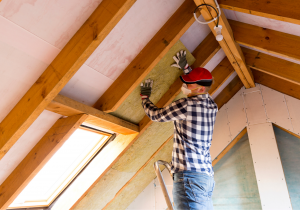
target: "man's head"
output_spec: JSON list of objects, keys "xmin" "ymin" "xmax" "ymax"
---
[{"xmin": 180, "ymin": 67, "xmax": 213, "ymax": 97}]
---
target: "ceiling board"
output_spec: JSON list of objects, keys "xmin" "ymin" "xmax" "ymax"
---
[
  {"xmin": 0, "ymin": 15, "xmax": 60, "ymax": 65},
  {"xmin": 0, "ymin": 110, "xmax": 61, "ymax": 186},
  {"xmin": 0, "ymin": 0, "xmax": 103, "ymax": 49},
  {"xmin": 180, "ymin": 15, "xmax": 211, "ymax": 53},
  {"xmin": 0, "ymin": 40, "xmax": 47, "ymax": 122},
  {"xmin": 60, "ymin": 64, "xmax": 114, "ymax": 106},
  {"xmin": 85, "ymin": 0, "xmax": 185, "ymax": 81}
]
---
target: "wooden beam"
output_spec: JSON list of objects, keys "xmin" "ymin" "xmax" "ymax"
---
[
  {"xmin": 102, "ymin": 134, "xmax": 174, "ymax": 210},
  {"xmin": 0, "ymin": 114, "xmax": 87, "ymax": 210},
  {"xmin": 192, "ymin": 32, "xmax": 221, "ymax": 67},
  {"xmin": 229, "ymin": 19, "xmax": 300, "ymax": 62},
  {"xmin": 93, "ymin": 0, "xmax": 199, "ymax": 112},
  {"xmin": 139, "ymin": 32, "xmax": 221, "ymax": 132},
  {"xmin": 273, "ymin": 124, "xmax": 300, "ymax": 140},
  {"xmin": 0, "ymin": 0, "xmax": 136, "ymax": 160},
  {"xmin": 253, "ymin": 69, "xmax": 300, "ymax": 101},
  {"xmin": 209, "ymin": 57, "xmax": 235, "ymax": 95},
  {"xmin": 242, "ymin": 47, "xmax": 300, "ymax": 86},
  {"xmin": 219, "ymin": 0, "xmax": 300, "ymax": 25},
  {"xmin": 194, "ymin": 0, "xmax": 255, "ymax": 88},
  {"xmin": 212, "ymin": 127, "xmax": 247, "ymax": 166},
  {"xmin": 214, "ymin": 75, "xmax": 244, "ymax": 109},
  {"xmin": 46, "ymin": 95, "xmax": 139, "ymax": 134}
]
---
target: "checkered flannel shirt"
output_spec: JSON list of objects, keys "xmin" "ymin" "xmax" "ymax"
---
[{"xmin": 142, "ymin": 94, "xmax": 218, "ymax": 176}]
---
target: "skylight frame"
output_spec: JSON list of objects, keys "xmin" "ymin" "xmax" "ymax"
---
[{"xmin": 8, "ymin": 126, "xmax": 112, "ymax": 209}]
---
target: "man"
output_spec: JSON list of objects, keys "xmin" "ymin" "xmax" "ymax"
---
[{"xmin": 140, "ymin": 50, "xmax": 218, "ymax": 210}]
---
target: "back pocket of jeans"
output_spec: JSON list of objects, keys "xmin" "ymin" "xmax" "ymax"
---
[{"xmin": 187, "ymin": 178, "xmax": 210, "ymax": 202}]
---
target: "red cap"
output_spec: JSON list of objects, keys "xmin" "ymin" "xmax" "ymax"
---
[{"xmin": 180, "ymin": 67, "xmax": 212, "ymax": 86}]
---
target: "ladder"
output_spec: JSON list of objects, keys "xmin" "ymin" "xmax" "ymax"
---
[{"xmin": 153, "ymin": 160, "xmax": 174, "ymax": 210}]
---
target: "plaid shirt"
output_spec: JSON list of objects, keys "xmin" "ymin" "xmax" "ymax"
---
[{"xmin": 142, "ymin": 94, "xmax": 218, "ymax": 176}]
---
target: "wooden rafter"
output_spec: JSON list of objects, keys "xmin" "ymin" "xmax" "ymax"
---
[
  {"xmin": 93, "ymin": 0, "xmax": 200, "ymax": 112},
  {"xmin": 242, "ymin": 47, "xmax": 300, "ymax": 86},
  {"xmin": 219, "ymin": 0, "xmax": 300, "ymax": 25},
  {"xmin": 0, "ymin": 114, "xmax": 87, "ymax": 210},
  {"xmin": 46, "ymin": 95, "xmax": 139, "ymax": 134},
  {"xmin": 214, "ymin": 75, "xmax": 243, "ymax": 109},
  {"xmin": 192, "ymin": 32, "xmax": 221, "ymax": 68},
  {"xmin": 209, "ymin": 57, "xmax": 235, "ymax": 96},
  {"xmin": 253, "ymin": 70, "xmax": 300, "ymax": 101},
  {"xmin": 193, "ymin": 0, "xmax": 255, "ymax": 88},
  {"xmin": 229, "ymin": 20, "xmax": 300, "ymax": 62},
  {"xmin": 0, "ymin": 0, "xmax": 136, "ymax": 160}
]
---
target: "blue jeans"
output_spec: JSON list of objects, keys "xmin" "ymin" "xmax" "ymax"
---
[{"xmin": 172, "ymin": 171, "xmax": 215, "ymax": 210}]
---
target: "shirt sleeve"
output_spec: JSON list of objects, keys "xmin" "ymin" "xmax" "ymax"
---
[
  {"xmin": 142, "ymin": 98, "xmax": 188, "ymax": 122},
  {"xmin": 183, "ymin": 66, "xmax": 192, "ymax": 75}
]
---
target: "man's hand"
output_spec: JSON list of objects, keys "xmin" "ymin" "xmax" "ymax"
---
[
  {"xmin": 140, "ymin": 79, "xmax": 153, "ymax": 99},
  {"xmin": 171, "ymin": 50, "xmax": 192, "ymax": 74}
]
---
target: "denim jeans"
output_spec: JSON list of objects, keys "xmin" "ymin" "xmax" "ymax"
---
[{"xmin": 172, "ymin": 171, "xmax": 215, "ymax": 210}]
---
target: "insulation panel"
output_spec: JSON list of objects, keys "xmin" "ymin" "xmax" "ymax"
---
[
  {"xmin": 211, "ymin": 105, "xmax": 231, "ymax": 160},
  {"xmin": 285, "ymin": 95, "xmax": 300, "ymax": 136},
  {"xmin": 247, "ymin": 123, "xmax": 292, "ymax": 210},
  {"xmin": 260, "ymin": 85, "xmax": 293, "ymax": 132},
  {"xmin": 226, "ymin": 89, "xmax": 247, "ymax": 139},
  {"xmin": 243, "ymin": 89, "xmax": 267, "ymax": 126}
]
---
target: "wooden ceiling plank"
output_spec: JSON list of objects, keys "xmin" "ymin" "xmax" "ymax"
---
[
  {"xmin": 242, "ymin": 47, "xmax": 300, "ymax": 86},
  {"xmin": 139, "ymin": 32, "xmax": 220, "ymax": 132},
  {"xmin": 253, "ymin": 69, "xmax": 300, "ymax": 101},
  {"xmin": 46, "ymin": 95, "xmax": 139, "ymax": 134},
  {"xmin": 93, "ymin": 0, "xmax": 199, "ymax": 112},
  {"xmin": 193, "ymin": 0, "xmax": 255, "ymax": 88},
  {"xmin": 0, "ymin": 114, "xmax": 87, "ymax": 210},
  {"xmin": 0, "ymin": 0, "xmax": 136, "ymax": 160},
  {"xmin": 214, "ymin": 75, "xmax": 244, "ymax": 109},
  {"xmin": 219, "ymin": 0, "xmax": 300, "ymax": 25},
  {"xmin": 212, "ymin": 127, "xmax": 247, "ymax": 166},
  {"xmin": 229, "ymin": 20, "xmax": 300, "ymax": 62}
]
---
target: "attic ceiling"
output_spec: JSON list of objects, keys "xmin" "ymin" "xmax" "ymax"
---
[{"xmin": 1, "ymin": 0, "xmax": 300, "ymax": 209}]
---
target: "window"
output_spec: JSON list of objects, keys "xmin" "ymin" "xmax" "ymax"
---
[{"xmin": 9, "ymin": 127, "xmax": 111, "ymax": 209}]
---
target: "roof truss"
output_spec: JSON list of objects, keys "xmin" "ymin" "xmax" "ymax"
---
[{"xmin": 2, "ymin": 0, "xmax": 300, "ymax": 209}]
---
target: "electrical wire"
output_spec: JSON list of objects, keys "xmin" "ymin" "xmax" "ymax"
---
[{"xmin": 193, "ymin": 2, "xmax": 220, "ymax": 26}]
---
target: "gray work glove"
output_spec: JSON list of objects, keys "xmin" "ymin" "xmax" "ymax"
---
[
  {"xmin": 171, "ymin": 50, "xmax": 192, "ymax": 74},
  {"xmin": 140, "ymin": 79, "xmax": 153, "ymax": 99}
]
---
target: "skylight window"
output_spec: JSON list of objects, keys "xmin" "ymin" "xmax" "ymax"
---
[{"xmin": 9, "ymin": 127, "xmax": 111, "ymax": 209}]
